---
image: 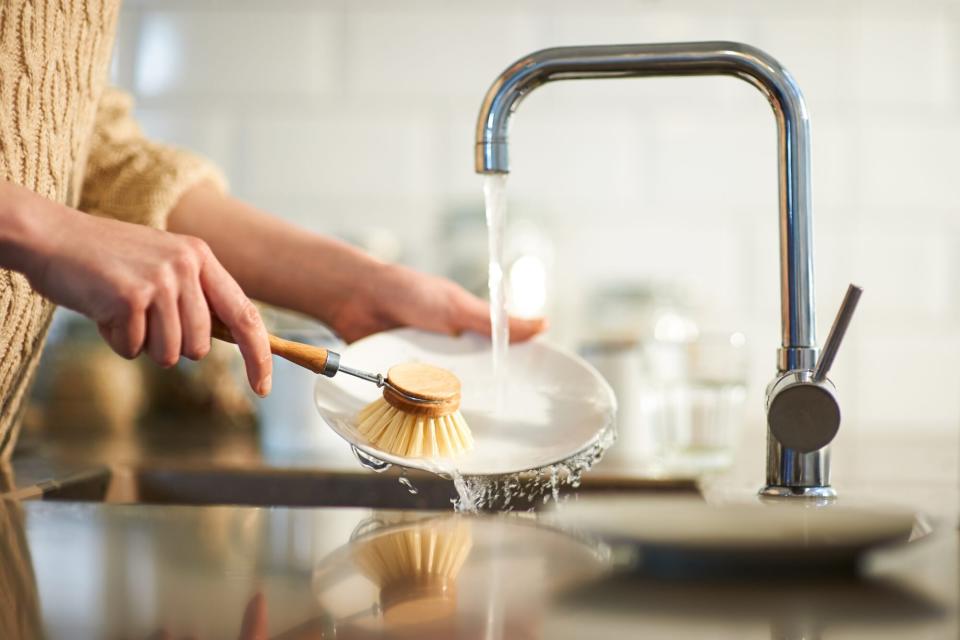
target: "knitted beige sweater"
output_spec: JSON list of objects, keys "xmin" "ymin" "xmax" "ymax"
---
[{"xmin": 0, "ymin": 0, "xmax": 225, "ymax": 459}]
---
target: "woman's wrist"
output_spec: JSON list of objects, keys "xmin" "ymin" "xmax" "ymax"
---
[
  {"xmin": 0, "ymin": 182, "xmax": 61, "ymax": 279},
  {"xmin": 302, "ymin": 238, "xmax": 390, "ymax": 324}
]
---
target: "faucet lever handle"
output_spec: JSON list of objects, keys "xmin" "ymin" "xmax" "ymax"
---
[{"xmin": 812, "ymin": 284, "xmax": 863, "ymax": 382}]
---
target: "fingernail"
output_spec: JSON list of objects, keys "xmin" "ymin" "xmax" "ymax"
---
[{"xmin": 258, "ymin": 374, "xmax": 272, "ymax": 397}]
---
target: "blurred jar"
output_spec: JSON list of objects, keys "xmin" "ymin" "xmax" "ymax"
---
[
  {"xmin": 644, "ymin": 330, "xmax": 747, "ymax": 474},
  {"xmin": 255, "ymin": 308, "xmax": 354, "ymax": 463},
  {"xmin": 39, "ymin": 314, "xmax": 146, "ymax": 435},
  {"xmin": 580, "ymin": 284, "xmax": 746, "ymax": 475}
]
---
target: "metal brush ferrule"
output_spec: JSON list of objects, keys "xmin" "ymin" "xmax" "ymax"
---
[{"xmin": 322, "ymin": 351, "xmax": 341, "ymax": 378}]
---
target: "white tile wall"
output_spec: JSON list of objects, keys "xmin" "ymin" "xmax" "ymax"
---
[
  {"xmin": 117, "ymin": 0, "xmax": 960, "ymax": 433},
  {"xmin": 134, "ymin": 109, "xmax": 241, "ymax": 177},
  {"xmin": 133, "ymin": 8, "xmax": 341, "ymax": 97},
  {"xmin": 855, "ymin": 7, "xmax": 957, "ymax": 109},
  {"xmin": 859, "ymin": 116, "xmax": 960, "ymax": 211},
  {"xmin": 647, "ymin": 109, "xmax": 775, "ymax": 211},
  {"xmin": 345, "ymin": 6, "xmax": 541, "ymax": 98},
  {"xmin": 239, "ymin": 110, "xmax": 437, "ymax": 199}
]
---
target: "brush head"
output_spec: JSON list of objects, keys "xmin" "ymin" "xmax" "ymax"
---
[
  {"xmin": 383, "ymin": 363, "xmax": 461, "ymax": 417},
  {"xmin": 352, "ymin": 521, "xmax": 473, "ymax": 626},
  {"xmin": 356, "ymin": 362, "xmax": 473, "ymax": 458},
  {"xmin": 356, "ymin": 399, "xmax": 474, "ymax": 458}
]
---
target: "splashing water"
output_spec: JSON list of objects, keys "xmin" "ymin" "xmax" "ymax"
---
[
  {"xmin": 348, "ymin": 392, "xmax": 616, "ymax": 512},
  {"xmin": 450, "ymin": 470, "xmax": 478, "ymax": 512},
  {"xmin": 450, "ymin": 424, "xmax": 616, "ymax": 513},
  {"xmin": 483, "ymin": 174, "xmax": 510, "ymax": 413}
]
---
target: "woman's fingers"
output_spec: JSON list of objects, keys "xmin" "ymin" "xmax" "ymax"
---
[
  {"xmin": 178, "ymin": 277, "xmax": 211, "ymax": 360},
  {"xmin": 238, "ymin": 592, "xmax": 269, "ymax": 640},
  {"xmin": 199, "ymin": 252, "xmax": 272, "ymax": 396},
  {"xmin": 91, "ymin": 233, "xmax": 268, "ymax": 391},
  {"xmin": 97, "ymin": 307, "xmax": 147, "ymax": 359},
  {"xmin": 145, "ymin": 291, "xmax": 181, "ymax": 368},
  {"xmin": 454, "ymin": 287, "xmax": 546, "ymax": 342},
  {"xmin": 508, "ymin": 316, "xmax": 548, "ymax": 342}
]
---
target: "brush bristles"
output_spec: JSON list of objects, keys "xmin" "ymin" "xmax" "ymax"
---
[
  {"xmin": 356, "ymin": 397, "xmax": 474, "ymax": 458},
  {"xmin": 353, "ymin": 523, "xmax": 473, "ymax": 587}
]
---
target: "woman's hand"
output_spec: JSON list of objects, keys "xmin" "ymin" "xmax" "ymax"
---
[
  {"xmin": 0, "ymin": 182, "xmax": 273, "ymax": 395},
  {"xmin": 327, "ymin": 262, "xmax": 547, "ymax": 344},
  {"xmin": 148, "ymin": 591, "xmax": 269, "ymax": 640},
  {"xmin": 167, "ymin": 184, "xmax": 547, "ymax": 346}
]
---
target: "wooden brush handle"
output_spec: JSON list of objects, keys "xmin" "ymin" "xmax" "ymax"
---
[{"xmin": 211, "ymin": 316, "xmax": 333, "ymax": 375}]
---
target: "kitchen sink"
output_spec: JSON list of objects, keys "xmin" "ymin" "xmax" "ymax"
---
[
  {"xmin": 39, "ymin": 464, "xmax": 698, "ymax": 510},
  {"xmin": 10, "ymin": 424, "xmax": 698, "ymax": 511}
]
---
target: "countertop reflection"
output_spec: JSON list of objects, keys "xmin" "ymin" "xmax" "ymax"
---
[
  {"xmin": 13, "ymin": 503, "xmax": 607, "ymax": 639},
  {"xmin": 3, "ymin": 500, "xmax": 956, "ymax": 639},
  {"xmin": 4, "ymin": 417, "xmax": 959, "ymax": 638}
]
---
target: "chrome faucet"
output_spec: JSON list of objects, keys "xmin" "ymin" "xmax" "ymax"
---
[{"xmin": 474, "ymin": 42, "xmax": 860, "ymax": 498}]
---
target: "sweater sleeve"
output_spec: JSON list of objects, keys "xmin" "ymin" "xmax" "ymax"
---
[{"xmin": 79, "ymin": 88, "xmax": 227, "ymax": 230}]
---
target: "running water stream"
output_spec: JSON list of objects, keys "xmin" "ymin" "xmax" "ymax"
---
[
  {"xmin": 483, "ymin": 174, "xmax": 510, "ymax": 412},
  {"xmin": 439, "ymin": 174, "xmax": 615, "ymax": 512}
]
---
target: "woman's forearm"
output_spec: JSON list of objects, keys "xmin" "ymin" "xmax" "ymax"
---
[
  {"xmin": 169, "ymin": 182, "xmax": 546, "ymax": 344},
  {"xmin": 167, "ymin": 183, "xmax": 386, "ymax": 325}
]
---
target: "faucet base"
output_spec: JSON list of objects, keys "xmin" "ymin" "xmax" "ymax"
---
[{"xmin": 759, "ymin": 485, "xmax": 837, "ymax": 499}]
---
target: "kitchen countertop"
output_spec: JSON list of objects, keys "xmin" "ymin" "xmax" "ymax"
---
[
  {"xmin": 2, "ymin": 420, "xmax": 958, "ymax": 638},
  {"xmin": 4, "ymin": 494, "xmax": 957, "ymax": 639}
]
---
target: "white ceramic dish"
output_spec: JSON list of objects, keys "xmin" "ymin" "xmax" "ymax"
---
[
  {"xmin": 314, "ymin": 328, "xmax": 617, "ymax": 477},
  {"xmin": 548, "ymin": 496, "xmax": 917, "ymax": 576}
]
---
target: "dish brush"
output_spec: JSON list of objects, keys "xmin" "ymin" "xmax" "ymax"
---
[
  {"xmin": 212, "ymin": 318, "xmax": 474, "ymax": 458},
  {"xmin": 355, "ymin": 362, "xmax": 474, "ymax": 458},
  {"xmin": 352, "ymin": 520, "xmax": 473, "ymax": 626}
]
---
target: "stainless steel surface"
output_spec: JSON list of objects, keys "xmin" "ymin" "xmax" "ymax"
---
[
  {"xmin": 766, "ymin": 370, "xmax": 841, "ymax": 454},
  {"xmin": 474, "ymin": 43, "xmax": 862, "ymax": 498},
  {"xmin": 813, "ymin": 284, "xmax": 863, "ymax": 382},
  {"xmin": 758, "ymin": 482, "xmax": 837, "ymax": 500},
  {"xmin": 764, "ymin": 428, "xmax": 833, "ymax": 492},
  {"xmin": 763, "ymin": 286, "xmax": 860, "ymax": 494},
  {"xmin": 335, "ymin": 361, "xmax": 384, "ymax": 386},
  {"xmin": 763, "ymin": 285, "xmax": 860, "ymax": 458},
  {"xmin": 38, "ymin": 464, "xmax": 694, "ymax": 510},
  {"xmin": 6, "ymin": 425, "xmax": 697, "ymax": 510}
]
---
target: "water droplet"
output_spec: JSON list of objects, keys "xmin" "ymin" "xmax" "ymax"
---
[
  {"xmin": 398, "ymin": 476, "xmax": 419, "ymax": 495},
  {"xmin": 351, "ymin": 446, "xmax": 391, "ymax": 473}
]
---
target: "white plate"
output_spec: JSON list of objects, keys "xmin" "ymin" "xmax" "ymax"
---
[
  {"xmin": 314, "ymin": 328, "xmax": 617, "ymax": 477},
  {"xmin": 548, "ymin": 496, "xmax": 917, "ymax": 576}
]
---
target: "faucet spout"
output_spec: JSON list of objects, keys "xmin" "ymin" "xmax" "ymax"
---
[{"xmin": 474, "ymin": 41, "xmax": 816, "ymax": 371}]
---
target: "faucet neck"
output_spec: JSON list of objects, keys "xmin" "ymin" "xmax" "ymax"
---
[{"xmin": 474, "ymin": 42, "xmax": 817, "ymax": 364}]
